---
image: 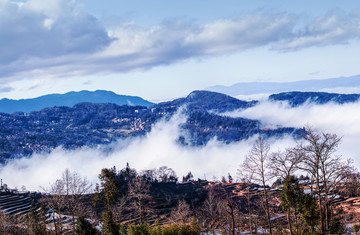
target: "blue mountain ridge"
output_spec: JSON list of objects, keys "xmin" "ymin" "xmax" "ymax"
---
[
  {"xmin": 0, "ymin": 90, "xmax": 154, "ymax": 113},
  {"xmin": 207, "ymin": 75, "xmax": 360, "ymax": 96},
  {"xmin": 269, "ymin": 91, "xmax": 360, "ymax": 106},
  {"xmin": 0, "ymin": 90, "xmax": 358, "ymax": 163}
]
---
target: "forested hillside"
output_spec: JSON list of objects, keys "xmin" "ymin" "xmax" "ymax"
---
[{"xmin": 0, "ymin": 90, "xmax": 303, "ymax": 163}]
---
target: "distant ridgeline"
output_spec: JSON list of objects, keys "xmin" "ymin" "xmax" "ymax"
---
[
  {"xmin": 1, "ymin": 90, "xmax": 356, "ymax": 164},
  {"xmin": 269, "ymin": 91, "xmax": 360, "ymax": 107},
  {"xmin": 0, "ymin": 90, "xmax": 154, "ymax": 113}
]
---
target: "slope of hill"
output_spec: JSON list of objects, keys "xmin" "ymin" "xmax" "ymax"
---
[
  {"xmin": 0, "ymin": 90, "xmax": 154, "ymax": 113},
  {"xmin": 0, "ymin": 90, "xmax": 298, "ymax": 163},
  {"xmin": 154, "ymin": 90, "xmax": 257, "ymax": 114}
]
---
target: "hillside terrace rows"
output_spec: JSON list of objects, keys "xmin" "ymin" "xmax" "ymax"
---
[
  {"xmin": 2, "ymin": 179, "xmax": 360, "ymax": 233},
  {"xmin": 0, "ymin": 192, "xmax": 39, "ymax": 216}
]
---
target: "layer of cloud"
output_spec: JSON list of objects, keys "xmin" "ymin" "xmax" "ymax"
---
[
  {"xmin": 0, "ymin": 110, "xmax": 295, "ymax": 191},
  {"xmin": 0, "ymin": 0, "xmax": 110, "ymax": 63},
  {"xmin": 273, "ymin": 9, "xmax": 360, "ymax": 51},
  {"xmin": 1, "ymin": 0, "xmax": 360, "ymax": 83},
  {"xmin": 2, "ymin": 100, "xmax": 360, "ymax": 191},
  {"xmin": 222, "ymin": 100, "xmax": 360, "ymax": 168}
]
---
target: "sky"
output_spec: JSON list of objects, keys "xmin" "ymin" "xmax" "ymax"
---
[{"xmin": 1, "ymin": 0, "xmax": 360, "ymax": 101}]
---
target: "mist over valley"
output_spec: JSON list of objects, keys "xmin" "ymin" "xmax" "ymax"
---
[{"xmin": 0, "ymin": 89, "xmax": 359, "ymax": 191}]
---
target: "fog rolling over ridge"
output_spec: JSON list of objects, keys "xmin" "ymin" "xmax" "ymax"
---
[
  {"xmin": 0, "ymin": 108, "xmax": 295, "ymax": 191},
  {"xmin": 221, "ymin": 99, "xmax": 360, "ymax": 166},
  {"xmin": 1, "ymin": 93, "xmax": 360, "ymax": 191}
]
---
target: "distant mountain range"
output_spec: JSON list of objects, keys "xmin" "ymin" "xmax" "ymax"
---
[
  {"xmin": 0, "ymin": 90, "xmax": 154, "ymax": 113},
  {"xmin": 0, "ymin": 89, "xmax": 359, "ymax": 163},
  {"xmin": 207, "ymin": 75, "xmax": 360, "ymax": 96}
]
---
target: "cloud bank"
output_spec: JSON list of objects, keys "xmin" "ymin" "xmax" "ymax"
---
[
  {"xmin": 0, "ymin": 110, "xmax": 295, "ymax": 191},
  {"xmin": 2, "ymin": 100, "xmax": 360, "ymax": 191},
  {"xmin": 223, "ymin": 99, "xmax": 360, "ymax": 169},
  {"xmin": 1, "ymin": 0, "xmax": 360, "ymax": 82}
]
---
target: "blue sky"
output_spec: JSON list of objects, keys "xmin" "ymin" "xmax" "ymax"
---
[{"xmin": 1, "ymin": 0, "xmax": 360, "ymax": 101}]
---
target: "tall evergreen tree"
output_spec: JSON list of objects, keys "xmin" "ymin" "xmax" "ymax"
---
[
  {"xmin": 75, "ymin": 216, "xmax": 97, "ymax": 235},
  {"xmin": 102, "ymin": 210, "xmax": 119, "ymax": 235},
  {"xmin": 99, "ymin": 168, "xmax": 121, "ymax": 210}
]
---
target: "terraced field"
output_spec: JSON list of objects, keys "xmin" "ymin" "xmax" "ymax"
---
[{"xmin": 0, "ymin": 192, "xmax": 39, "ymax": 216}]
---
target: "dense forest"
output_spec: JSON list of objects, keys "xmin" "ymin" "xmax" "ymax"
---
[{"xmin": 1, "ymin": 127, "xmax": 360, "ymax": 234}]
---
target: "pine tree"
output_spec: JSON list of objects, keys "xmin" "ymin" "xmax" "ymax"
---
[
  {"xmin": 102, "ymin": 210, "xmax": 120, "ymax": 235},
  {"xmin": 75, "ymin": 216, "xmax": 97, "ymax": 235}
]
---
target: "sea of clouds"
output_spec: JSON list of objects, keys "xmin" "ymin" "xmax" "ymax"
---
[{"xmin": 1, "ymin": 99, "xmax": 360, "ymax": 191}]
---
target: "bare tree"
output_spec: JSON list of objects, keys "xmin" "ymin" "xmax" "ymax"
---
[
  {"xmin": 237, "ymin": 170, "xmax": 258, "ymax": 234},
  {"xmin": 41, "ymin": 169, "xmax": 93, "ymax": 233},
  {"xmin": 221, "ymin": 196, "xmax": 239, "ymax": 235},
  {"xmin": 240, "ymin": 136, "xmax": 273, "ymax": 234},
  {"xmin": 269, "ymin": 148, "xmax": 303, "ymax": 180},
  {"xmin": 200, "ymin": 185, "xmax": 222, "ymax": 234},
  {"xmin": 128, "ymin": 176, "xmax": 152, "ymax": 224},
  {"xmin": 111, "ymin": 196, "xmax": 127, "ymax": 224},
  {"xmin": 170, "ymin": 199, "xmax": 192, "ymax": 224},
  {"xmin": 41, "ymin": 178, "xmax": 66, "ymax": 234},
  {"xmin": 24, "ymin": 205, "xmax": 47, "ymax": 235},
  {"xmin": 0, "ymin": 212, "xmax": 19, "ymax": 234},
  {"xmin": 298, "ymin": 127, "xmax": 353, "ymax": 233},
  {"xmin": 62, "ymin": 169, "xmax": 93, "ymax": 228}
]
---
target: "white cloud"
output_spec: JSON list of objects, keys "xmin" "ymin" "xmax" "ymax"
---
[
  {"xmin": 222, "ymin": 100, "xmax": 360, "ymax": 169},
  {"xmin": 0, "ymin": 1, "xmax": 360, "ymax": 84},
  {"xmin": 0, "ymin": 8, "xmax": 299, "ymax": 81},
  {"xmin": 0, "ymin": 0, "xmax": 111, "ymax": 66},
  {"xmin": 2, "ymin": 100, "xmax": 360, "ymax": 191},
  {"xmin": 273, "ymin": 9, "xmax": 360, "ymax": 51},
  {"xmin": 183, "ymin": 13, "xmax": 295, "ymax": 55},
  {"xmin": 0, "ymin": 110, "xmax": 295, "ymax": 191}
]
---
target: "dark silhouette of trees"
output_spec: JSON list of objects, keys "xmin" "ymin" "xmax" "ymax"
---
[
  {"xmin": 182, "ymin": 171, "xmax": 194, "ymax": 183},
  {"xmin": 75, "ymin": 216, "xmax": 97, "ymax": 235},
  {"xmin": 156, "ymin": 166, "xmax": 178, "ymax": 183},
  {"xmin": 98, "ymin": 167, "xmax": 121, "ymax": 211},
  {"xmin": 102, "ymin": 209, "xmax": 119, "ymax": 235}
]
